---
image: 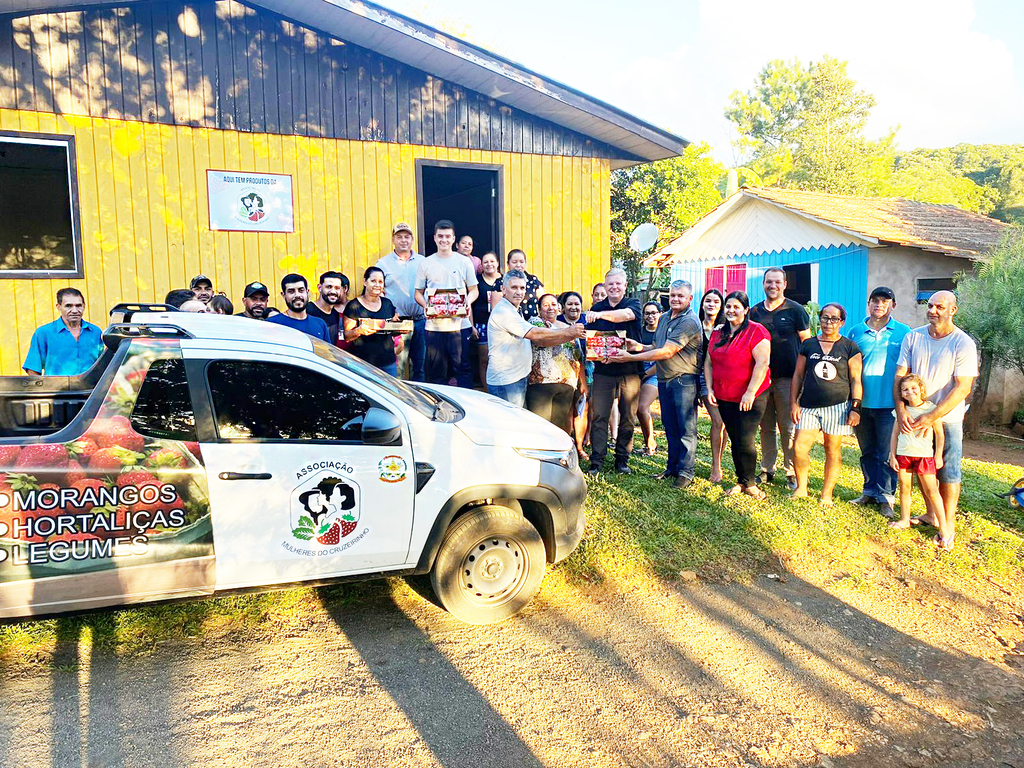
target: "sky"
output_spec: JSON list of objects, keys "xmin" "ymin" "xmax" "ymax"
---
[{"xmin": 373, "ymin": 0, "xmax": 1024, "ymax": 163}]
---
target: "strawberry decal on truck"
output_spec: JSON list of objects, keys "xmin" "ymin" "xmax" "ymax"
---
[{"xmin": 285, "ymin": 471, "xmax": 365, "ymax": 556}]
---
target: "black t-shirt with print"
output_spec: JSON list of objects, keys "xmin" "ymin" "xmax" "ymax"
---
[
  {"xmin": 749, "ymin": 298, "xmax": 810, "ymax": 380},
  {"xmin": 798, "ymin": 336, "xmax": 861, "ymax": 408},
  {"xmin": 587, "ymin": 297, "xmax": 643, "ymax": 378}
]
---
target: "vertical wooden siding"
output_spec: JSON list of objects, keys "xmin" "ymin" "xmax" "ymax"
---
[
  {"xmin": 0, "ymin": 109, "xmax": 611, "ymax": 374},
  {"xmin": 0, "ymin": 1, "xmax": 635, "ymax": 162}
]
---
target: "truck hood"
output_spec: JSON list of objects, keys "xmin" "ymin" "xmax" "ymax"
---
[{"xmin": 422, "ymin": 385, "xmax": 573, "ymax": 450}]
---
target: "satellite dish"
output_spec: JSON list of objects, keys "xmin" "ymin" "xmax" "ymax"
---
[{"xmin": 629, "ymin": 222, "xmax": 659, "ymax": 253}]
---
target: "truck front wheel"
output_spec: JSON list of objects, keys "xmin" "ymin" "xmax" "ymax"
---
[{"xmin": 430, "ymin": 505, "xmax": 546, "ymax": 625}]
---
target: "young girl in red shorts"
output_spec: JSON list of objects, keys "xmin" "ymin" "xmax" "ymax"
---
[{"xmin": 888, "ymin": 374, "xmax": 949, "ymax": 547}]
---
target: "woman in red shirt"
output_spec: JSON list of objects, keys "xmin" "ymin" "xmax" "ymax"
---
[{"xmin": 704, "ymin": 291, "xmax": 772, "ymax": 499}]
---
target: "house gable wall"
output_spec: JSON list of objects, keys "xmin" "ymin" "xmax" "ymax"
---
[
  {"xmin": 0, "ymin": 0, "xmax": 634, "ymax": 160},
  {"xmin": 865, "ymin": 246, "xmax": 975, "ymax": 327}
]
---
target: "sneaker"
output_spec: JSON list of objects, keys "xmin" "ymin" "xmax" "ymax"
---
[
  {"xmin": 615, "ymin": 464, "xmax": 632, "ymax": 475},
  {"xmin": 673, "ymin": 475, "xmax": 693, "ymax": 490},
  {"xmin": 651, "ymin": 471, "xmax": 673, "ymax": 480},
  {"xmin": 586, "ymin": 467, "xmax": 601, "ymax": 477},
  {"xmin": 757, "ymin": 469, "xmax": 775, "ymax": 485},
  {"xmin": 850, "ymin": 494, "xmax": 877, "ymax": 506},
  {"xmin": 878, "ymin": 501, "xmax": 895, "ymax": 519},
  {"xmin": 786, "ymin": 475, "xmax": 798, "ymax": 491}
]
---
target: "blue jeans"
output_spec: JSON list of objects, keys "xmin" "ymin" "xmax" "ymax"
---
[
  {"xmin": 854, "ymin": 407, "xmax": 897, "ymax": 503},
  {"xmin": 403, "ymin": 318, "xmax": 426, "ymax": 382},
  {"xmin": 380, "ymin": 361, "xmax": 398, "ymax": 377},
  {"xmin": 658, "ymin": 374, "xmax": 698, "ymax": 480},
  {"xmin": 938, "ymin": 421, "xmax": 964, "ymax": 484},
  {"xmin": 489, "ymin": 376, "xmax": 528, "ymax": 407},
  {"xmin": 425, "ymin": 328, "xmax": 473, "ymax": 387}
]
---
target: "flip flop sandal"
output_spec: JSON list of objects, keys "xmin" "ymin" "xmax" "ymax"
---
[
  {"xmin": 744, "ymin": 486, "xmax": 767, "ymax": 501},
  {"xmin": 910, "ymin": 515, "xmax": 937, "ymax": 527}
]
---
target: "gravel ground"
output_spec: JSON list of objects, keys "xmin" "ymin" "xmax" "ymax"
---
[{"xmin": 0, "ymin": 570, "xmax": 1022, "ymax": 768}]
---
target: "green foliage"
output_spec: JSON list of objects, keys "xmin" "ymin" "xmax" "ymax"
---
[
  {"xmin": 804, "ymin": 301, "xmax": 820, "ymax": 336},
  {"xmin": 726, "ymin": 56, "xmax": 881, "ymax": 193},
  {"xmin": 610, "ymin": 142, "xmax": 725, "ymax": 291},
  {"xmin": 956, "ymin": 228, "xmax": 1024, "ymax": 376}
]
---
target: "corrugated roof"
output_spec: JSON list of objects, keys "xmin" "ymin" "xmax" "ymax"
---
[
  {"xmin": 0, "ymin": 0, "xmax": 689, "ymax": 164},
  {"xmin": 647, "ymin": 187, "xmax": 1012, "ymax": 267}
]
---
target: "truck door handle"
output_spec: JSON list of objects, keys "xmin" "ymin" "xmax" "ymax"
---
[{"xmin": 218, "ymin": 472, "xmax": 272, "ymax": 481}]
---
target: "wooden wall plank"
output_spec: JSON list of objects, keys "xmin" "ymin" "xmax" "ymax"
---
[
  {"xmin": 370, "ymin": 54, "xmax": 384, "ymax": 142},
  {"xmin": 118, "ymin": 7, "xmax": 142, "ymax": 121},
  {"xmin": 319, "ymin": 37, "xmax": 334, "ymax": 139},
  {"xmin": 196, "ymin": 1, "xmax": 217, "ymax": 128},
  {"xmin": 273, "ymin": 18, "xmax": 292, "ymax": 134},
  {"xmin": 0, "ymin": 17, "xmax": 15, "ymax": 111},
  {"xmin": 396, "ymin": 63, "xmax": 409, "ymax": 144},
  {"xmin": 243, "ymin": 7, "xmax": 265, "ymax": 133},
  {"xmin": 230, "ymin": 2, "xmax": 251, "ymax": 132},
  {"xmin": 29, "ymin": 13, "xmax": 54, "ymax": 114},
  {"xmin": 45, "ymin": 13, "xmax": 73, "ymax": 114},
  {"xmin": 149, "ymin": 3, "xmax": 172, "ymax": 123},
  {"xmin": 259, "ymin": 12, "xmax": 279, "ymax": 134},
  {"xmin": 11, "ymin": 15, "xmax": 35, "ymax": 111},
  {"xmin": 287, "ymin": 20, "xmax": 305, "ymax": 136},
  {"xmin": 165, "ymin": 3, "xmax": 187, "ymax": 124},
  {"xmin": 132, "ymin": 4, "xmax": 157, "ymax": 121},
  {"xmin": 303, "ymin": 25, "xmax": 320, "ymax": 137}
]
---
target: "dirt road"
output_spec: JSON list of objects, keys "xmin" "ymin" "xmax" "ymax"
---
[{"xmin": 1, "ymin": 571, "xmax": 1022, "ymax": 768}]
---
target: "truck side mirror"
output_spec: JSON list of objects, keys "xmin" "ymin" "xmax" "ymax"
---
[{"xmin": 361, "ymin": 407, "xmax": 402, "ymax": 446}]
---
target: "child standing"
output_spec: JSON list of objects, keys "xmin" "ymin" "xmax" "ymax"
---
[{"xmin": 888, "ymin": 374, "xmax": 949, "ymax": 547}]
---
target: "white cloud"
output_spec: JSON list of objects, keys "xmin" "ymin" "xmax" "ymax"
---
[{"xmin": 571, "ymin": 0, "xmax": 1024, "ymax": 158}]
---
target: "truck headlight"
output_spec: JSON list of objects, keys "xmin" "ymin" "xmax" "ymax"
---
[{"xmin": 514, "ymin": 447, "xmax": 577, "ymax": 471}]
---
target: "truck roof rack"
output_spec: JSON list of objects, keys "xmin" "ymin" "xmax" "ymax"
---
[
  {"xmin": 102, "ymin": 322, "xmax": 194, "ymax": 350},
  {"xmin": 109, "ymin": 303, "xmax": 179, "ymax": 324}
]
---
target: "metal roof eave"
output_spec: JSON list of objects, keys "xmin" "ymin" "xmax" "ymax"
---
[{"xmin": 1, "ymin": 0, "xmax": 690, "ymax": 162}]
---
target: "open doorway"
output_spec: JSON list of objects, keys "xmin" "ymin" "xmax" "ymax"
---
[
  {"xmin": 416, "ymin": 160, "xmax": 503, "ymax": 263},
  {"xmin": 784, "ymin": 263, "xmax": 812, "ymax": 306}
]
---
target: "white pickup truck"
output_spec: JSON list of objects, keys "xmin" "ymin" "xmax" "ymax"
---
[{"xmin": 0, "ymin": 306, "xmax": 586, "ymax": 624}]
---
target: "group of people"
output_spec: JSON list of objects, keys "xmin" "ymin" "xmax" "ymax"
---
[{"xmin": 22, "ymin": 222, "xmax": 978, "ymax": 552}]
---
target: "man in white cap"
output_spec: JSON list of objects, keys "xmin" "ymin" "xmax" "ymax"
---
[{"xmin": 376, "ymin": 221, "xmax": 426, "ymax": 381}]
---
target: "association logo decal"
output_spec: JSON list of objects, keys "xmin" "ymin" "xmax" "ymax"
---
[
  {"xmin": 237, "ymin": 190, "xmax": 266, "ymax": 224},
  {"xmin": 378, "ymin": 455, "xmax": 407, "ymax": 483},
  {"xmin": 284, "ymin": 468, "xmax": 367, "ymax": 557}
]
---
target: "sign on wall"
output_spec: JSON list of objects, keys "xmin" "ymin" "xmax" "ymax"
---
[{"xmin": 206, "ymin": 170, "xmax": 294, "ymax": 232}]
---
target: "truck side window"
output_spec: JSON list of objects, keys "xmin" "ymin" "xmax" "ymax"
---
[
  {"xmin": 207, "ymin": 360, "xmax": 371, "ymax": 442},
  {"xmin": 131, "ymin": 357, "xmax": 198, "ymax": 441}
]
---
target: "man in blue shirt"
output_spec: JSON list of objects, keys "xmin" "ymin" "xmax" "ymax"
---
[
  {"xmin": 267, "ymin": 273, "xmax": 332, "ymax": 342},
  {"xmin": 846, "ymin": 286, "xmax": 911, "ymax": 516},
  {"xmin": 23, "ymin": 288, "xmax": 104, "ymax": 376}
]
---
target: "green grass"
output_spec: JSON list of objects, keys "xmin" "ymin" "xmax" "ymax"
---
[
  {"xmin": 2, "ymin": 416, "xmax": 1022, "ymax": 670},
  {"xmin": 563, "ymin": 416, "xmax": 1024, "ymax": 588}
]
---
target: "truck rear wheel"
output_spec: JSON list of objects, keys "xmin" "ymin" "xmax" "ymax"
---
[{"xmin": 430, "ymin": 505, "xmax": 546, "ymax": 625}]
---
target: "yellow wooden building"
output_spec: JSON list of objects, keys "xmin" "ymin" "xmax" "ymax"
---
[{"xmin": 0, "ymin": 0, "xmax": 686, "ymax": 374}]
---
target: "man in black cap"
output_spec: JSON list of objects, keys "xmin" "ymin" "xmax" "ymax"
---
[
  {"xmin": 847, "ymin": 286, "xmax": 911, "ymax": 517},
  {"xmin": 190, "ymin": 275, "xmax": 215, "ymax": 305},
  {"xmin": 236, "ymin": 281, "xmax": 272, "ymax": 320}
]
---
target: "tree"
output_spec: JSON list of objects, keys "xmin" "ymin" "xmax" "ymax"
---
[
  {"xmin": 610, "ymin": 142, "xmax": 725, "ymax": 293},
  {"xmin": 726, "ymin": 56, "xmax": 881, "ymax": 193},
  {"xmin": 954, "ymin": 228, "xmax": 1024, "ymax": 435}
]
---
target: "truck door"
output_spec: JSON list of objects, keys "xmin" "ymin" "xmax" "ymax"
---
[{"xmin": 188, "ymin": 353, "xmax": 416, "ymax": 591}]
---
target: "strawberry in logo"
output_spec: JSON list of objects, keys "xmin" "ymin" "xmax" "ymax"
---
[
  {"xmin": 144, "ymin": 448, "xmax": 190, "ymax": 488},
  {"xmin": 14, "ymin": 444, "xmax": 69, "ymax": 472},
  {"xmin": 316, "ymin": 521, "xmax": 340, "ymax": 545},
  {"xmin": 116, "ymin": 469, "xmax": 160, "ymax": 488},
  {"xmin": 339, "ymin": 514, "xmax": 357, "ymax": 537}
]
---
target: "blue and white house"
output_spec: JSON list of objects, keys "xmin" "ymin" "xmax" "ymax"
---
[
  {"xmin": 646, "ymin": 186, "xmax": 1021, "ymax": 422},
  {"xmin": 647, "ymin": 186, "xmax": 1009, "ymax": 329}
]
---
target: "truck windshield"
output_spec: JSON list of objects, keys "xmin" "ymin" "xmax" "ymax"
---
[{"xmin": 311, "ymin": 340, "xmax": 441, "ymax": 419}]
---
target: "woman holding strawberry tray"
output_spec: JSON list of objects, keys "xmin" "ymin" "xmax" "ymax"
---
[{"xmin": 343, "ymin": 266, "xmax": 402, "ymax": 376}]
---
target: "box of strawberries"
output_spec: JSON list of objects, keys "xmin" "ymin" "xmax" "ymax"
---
[
  {"xmin": 585, "ymin": 330, "xmax": 627, "ymax": 361},
  {"xmin": 426, "ymin": 288, "xmax": 468, "ymax": 318}
]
